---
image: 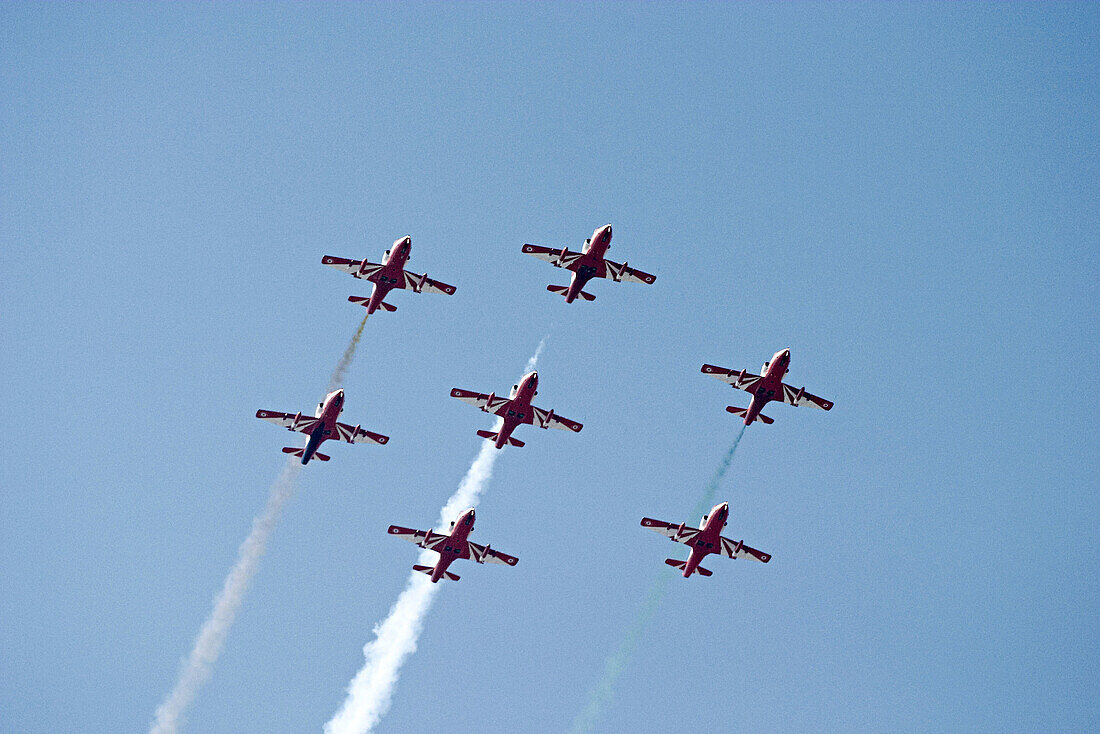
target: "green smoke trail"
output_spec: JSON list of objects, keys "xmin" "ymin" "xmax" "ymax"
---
[
  {"xmin": 568, "ymin": 423, "xmax": 748, "ymax": 734},
  {"xmin": 328, "ymin": 313, "xmax": 370, "ymax": 391},
  {"xmin": 691, "ymin": 423, "xmax": 748, "ymax": 519}
]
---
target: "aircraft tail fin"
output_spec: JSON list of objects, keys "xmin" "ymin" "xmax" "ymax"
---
[
  {"xmin": 547, "ymin": 285, "xmax": 594, "ymax": 301},
  {"xmin": 281, "ymin": 447, "xmax": 330, "ymax": 462},
  {"xmin": 348, "ymin": 296, "xmax": 397, "ymax": 312},
  {"xmin": 725, "ymin": 406, "xmax": 774, "ymax": 424},
  {"xmin": 475, "ymin": 429, "xmax": 524, "ymax": 447},
  {"xmin": 664, "ymin": 558, "xmax": 713, "ymax": 576},
  {"xmin": 413, "ymin": 565, "xmax": 459, "ymax": 582}
]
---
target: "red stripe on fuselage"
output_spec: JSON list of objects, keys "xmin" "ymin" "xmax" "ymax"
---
[
  {"xmin": 492, "ymin": 372, "xmax": 538, "ymax": 448},
  {"xmin": 564, "ymin": 225, "xmax": 612, "ymax": 302},
  {"xmin": 431, "ymin": 509, "xmax": 475, "ymax": 582},
  {"xmin": 682, "ymin": 502, "xmax": 728, "ymax": 577}
]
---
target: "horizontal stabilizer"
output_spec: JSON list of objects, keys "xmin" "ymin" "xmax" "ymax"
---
[
  {"xmin": 348, "ymin": 296, "xmax": 397, "ymax": 312},
  {"xmin": 546, "ymin": 284, "xmax": 568, "ymax": 295},
  {"xmin": 476, "ymin": 429, "xmax": 524, "ymax": 447},
  {"xmin": 412, "ymin": 565, "xmax": 459, "ymax": 581},
  {"xmin": 726, "ymin": 406, "xmax": 774, "ymax": 424},
  {"xmin": 578, "ymin": 290, "xmax": 596, "ymax": 301},
  {"xmin": 665, "ymin": 558, "xmax": 712, "ymax": 576},
  {"xmin": 281, "ymin": 447, "xmax": 330, "ymax": 463}
]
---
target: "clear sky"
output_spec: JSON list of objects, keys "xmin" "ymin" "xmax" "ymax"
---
[{"xmin": 2, "ymin": 3, "xmax": 1098, "ymax": 732}]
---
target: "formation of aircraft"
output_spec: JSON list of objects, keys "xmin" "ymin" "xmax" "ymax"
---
[
  {"xmin": 641, "ymin": 502, "xmax": 771, "ymax": 578},
  {"xmin": 450, "ymin": 370, "xmax": 583, "ymax": 449},
  {"xmin": 522, "ymin": 224, "xmax": 656, "ymax": 303},
  {"xmin": 702, "ymin": 348, "xmax": 834, "ymax": 425},
  {"xmin": 322, "ymin": 235, "xmax": 457, "ymax": 315},
  {"xmin": 253, "ymin": 226, "xmax": 834, "ymax": 581},
  {"xmin": 387, "ymin": 508, "xmax": 519, "ymax": 583},
  {"xmin": 255, "ymin": 389, "xmax": 389, "ymax": 464}
]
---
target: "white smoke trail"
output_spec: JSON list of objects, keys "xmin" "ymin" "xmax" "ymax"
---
[
  {"xmin": 150, "ymin": 460, "xmax": 301, "ymax": 734},
  {"xmin": 569, "ymin": 424, "xmax": 748, "ymax": 733},
  {"xmin": 324, "ymin": 338, "xmax": 546, "ymax": 734},
  {"xmin": 150, "ymin": 318, "xmax": 372, "ymax": 734}
]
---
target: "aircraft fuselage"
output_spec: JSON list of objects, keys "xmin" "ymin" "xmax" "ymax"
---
[
  {"xmin": 430, "ymin": 508, "xmax": 476, "ymax": 583},
  {"xmin": 302, "ymin": 389, "xmax": 344, "ymax": 464},
  {"xmin": 565, "ymin": 224, "xmax": 613, "ymax": 302},
  {"xmin": 743, "ymin": 348, "xmax": 791, "ymax": 425},
  {"xmin": 362, "ymin": 236, "xmax": 412, "ymax": 314}
]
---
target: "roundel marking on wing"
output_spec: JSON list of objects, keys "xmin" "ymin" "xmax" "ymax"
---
[
  {"xmin": 523, "ymin": 245, "xmax": 534, "ymax": 252},
  {"xmin": 390, "ymin": 527, "xmax": 400, "ymax": 533},
  {"xmin": 703, "ymin": 366, "xmax": 713, "ymax": 373},
  {"xmin": 450, "ymin": 389, "xmax": 462, "ymax": 397},
  {"xmin": 258, "ymin": 411, "xmax": 268, "ymax": 417},
  {"xmin": 323, "ymin": 257, "xmax": 334, "ymax": 264},
  {"xmin": 642, "ymin": 519, "xmax": 652, "ymax": 526}
]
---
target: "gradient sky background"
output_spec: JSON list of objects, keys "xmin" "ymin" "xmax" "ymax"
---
[{"xmin": 2, "ymin": 4, "xmax": 1098, "ymax": 733}]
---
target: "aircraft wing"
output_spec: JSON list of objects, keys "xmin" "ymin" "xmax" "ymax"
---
[
  {"xmin": 778, "ymin": 383, "xmax": 834, "ymax": 410},
  {"xmin": 640, "ymin": 517, "xmax": 701, "ymax": 546},
  {"xmin": 387, "ymin": 525, "xmax": 448, "ymax": 551},
  {"xmin": 450, "ymin": 388, "xmax": 510, "ymax": 414},
  {"xmin": 521, "ymin": 244, "xmax": 583, "ymax": 270},
  {"xmin": 603, "ymin": 258, "xmax": 656, "ymax": 285},
  {"xmin": 718, "ymin": 536, "xmax": 772, "ymax": 563},
  {"xmin": 321, "ymin": 255, "xmax": 383, "ymax": 280},
  {"xmin": 255, "ymin": 410, "xmax": 320, "ymax": 435},
  {"xmin": 530, "ymin": 405, "xmax": 583, "ymax": 432},
  {"xmin": 401, "ymin": 269, "xmax": 457, "ymax": 295},
  {"xmin": 467, "ymin": 540, "xmax": 520, "ymax": 566},
  {"xmin": 700, "ymin": 364, "xmax": 763, "ymax": 392},
  {"xmin": 335, "ymin": 422, "xmax": 390, "ymax": 445}
]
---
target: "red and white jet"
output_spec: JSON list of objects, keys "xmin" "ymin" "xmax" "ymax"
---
[
  {"xmin": 701, "ymin": 348, "xmax": 834, "ymax": 425},
  {"xmin": 387, "ymin": 508, "xmax": 519, "ymax": 583},
  {"xmin": 522, "ymin": 224, "xmax": 656, "ymax": 303},
  {"xmin": 255, "ymin": 389, "xmax": 389, "ymax": 464},
  {"xmin": 450, "ymin": 370, "xmax": 583, "ymax": 449},
  {"xmin": 321, "ymin": 235, "xmax": 456, "ymax": 315},
  {"xmin": 641, "ymin": 502, "xmax": 771, "ymax": 578}
]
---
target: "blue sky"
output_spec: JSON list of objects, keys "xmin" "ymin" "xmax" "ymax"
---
[{"xmin": 1, "ymin": 3, "xmax": 1097, "ymax": 732}]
